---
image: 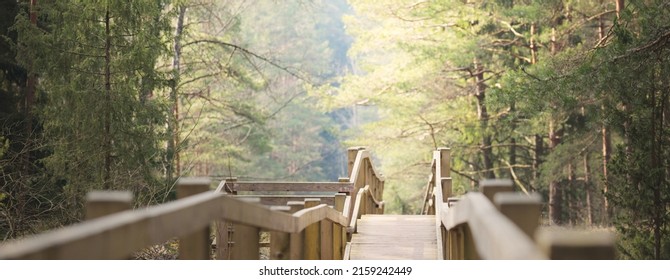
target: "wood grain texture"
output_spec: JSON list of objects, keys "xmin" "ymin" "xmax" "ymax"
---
[
  {"xmin": 303, "ymin": 199, "xmax": 321, "ymax": 260},
  {"xmin": 348, "ymin": 215, "xmax": 438, "ymax": 260},
  {"xmin": 0, "ymin": 190, "xmax": 350, "ymax": 259},
  {"xmin": 442, "ymin": 192, "xmax": 545, "ymax": 259},
  {"xmin": 230, "ymin": 182, "xmax": 353, "ymax": 193}
]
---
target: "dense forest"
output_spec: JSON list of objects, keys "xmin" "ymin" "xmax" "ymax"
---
[{"xmin": 1, "ymin": 0, "xmax": 670, "ymax": 259}]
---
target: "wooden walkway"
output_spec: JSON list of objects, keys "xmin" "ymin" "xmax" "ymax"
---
[{"xmin": 348, "ymin": 215, "xmax": 438, "ymax": 260}]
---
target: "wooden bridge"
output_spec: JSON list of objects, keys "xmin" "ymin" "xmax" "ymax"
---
[{"xmin": 0, "ymin": 147, "xmax": 614, "ymax": 260}]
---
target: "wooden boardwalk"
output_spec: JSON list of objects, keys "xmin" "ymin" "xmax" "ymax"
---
[{"xmin": 348, "ymin": 215, "xmax": 438, "ymax": 260}]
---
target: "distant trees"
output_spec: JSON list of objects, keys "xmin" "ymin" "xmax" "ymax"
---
[
  {"xmin": 334, "ymin": 0, "xmax": 670, "ymax": 259},
  {"xmin": 1, "ymin": 0, "xmax": 354, "ymax": 240}
]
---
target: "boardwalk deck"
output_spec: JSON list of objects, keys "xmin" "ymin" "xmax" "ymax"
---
[{"xmin": 348, "ymin": 215, "xmax": 437, "ymax": 260}]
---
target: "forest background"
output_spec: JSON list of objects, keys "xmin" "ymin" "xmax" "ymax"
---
[{"xmin": 1, "ymin": 0, "xmax": 670, "ymax": 259}]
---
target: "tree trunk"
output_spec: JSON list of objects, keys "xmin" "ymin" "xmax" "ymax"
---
[
  {"xmin": 598, "ymin": 12, "xmax": 612, "ymax": 223},
  {"xmin": 584, "ymin": 152, "xmax": 593, "ymax": 226},
  {"xmin": 474, "ymin": 58, "xmax": 495, "ymax": 179},
  {"xmin": 650, "ymin": 64, "xmax": 666, "ymax": 260},
  {"xmin": 103, "ymin": 4, "xmax": 112, "ymax": 190},
  {"xmin": 615, "ymin": 0, "xmax": 624, "ymax": 17},
  {"xmin": 548, "ymin": 118, "xmax": 563, "ymax": 225},
  {"xmin": 167, "ymin": 5, "xmax": 186, "ymax": 188},
  {"xmin": 25, "ymin": 0, "xmax": 37, "ymax": 137},
  {"xmin": 534, "ymin": 134, "xmax": 543, "ymax": 184}
]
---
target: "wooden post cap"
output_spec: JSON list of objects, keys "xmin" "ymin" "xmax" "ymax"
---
[
  {"xmin": 494, "ymin": 192, "xmax": 542, "ymax": 238},
  {"xmin": 269, "ymin": 206, "xmax": 291, "ymax": 212},
  {"xmin": 236, "ymin": 197, "xmax": 262, "ymax": 204},
  {"xmin": 177, "ymin": 177, "xmax": 211, "ymax": 187},
  {"xmin": 479, "ymin": 179, "xmax": 514, "ymax": 202},
  {"xmin": 86, "ymin": 191, "xmax": 133, "ymax": 203},
  {"xmin": 304, "ymin": 198, "xmax": 321, "ymax": 208},
  {"xmin": 535, "ymin": 228, "xmax": 616, "ymax": 260},
  {"xmin": 177, "ymin": 177, "xmax": 211, "ymax": 199},
  {"xmin": 446, "ymin": 197, "xmax": 460, "ymax": 208},
  {"xmin": 85, "ymin": 191, "xmax": 133, "ymax": 220},
  {"xmin": 287, "ymin": 201, "xmax": 305, "ymax": 213}
]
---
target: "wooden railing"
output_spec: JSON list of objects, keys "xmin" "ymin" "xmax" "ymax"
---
[
  {"xmin": 0, "ymin": 147, "xmax": 384, "ymax": 260},
  {"xmin": 345, "ymin": 147, "xmax": 385, "ymax": 230},
  {"xmin": 422, "ymin": 148, "xmax": 616, "ymax": 260}
]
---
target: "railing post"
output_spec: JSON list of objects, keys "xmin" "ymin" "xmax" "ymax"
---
[
  {"xmin": 359, "ymin": 188, "xmax": 367, "ymax": 218},
  {"xmin": 215, "ymin": 178, "xmax": 235, "ymax": 260},
  {"xmin": 441, "ymin": 178, "xmax": 452, "ymax": 201},
  {"xmin": 85, "ymin": 191, "xmax": 133, "ymax": 259},
  {"xmin": 287, "ymin": 201, "xmax": 305, "ymax": 260},
  {"xmin": 448, "ymin": 227, "xmax": 466, "ymax": 260},
  {"xmin": 333, "ymin": 194, "xmax": 346, "ymax": 260},
  {"xmin": 379, "ymin": 181, "xmax": 385, "ymax": 214},
  {"xmin": 347, "ymin": 147, "xmax": 364, "ymax": 177},
  {"xmin": 437, "ymin": 147, "xmax": 451, "ymax": 177},
  {"xmin": 177, "ymin": 177, "xmax": 211, "ymax": 260},
  {"xmin": 270, "ymin": 206, "xmax": 292, "ymax": 260},
  {"xmin": 85, "ymin": 191, "xmax": 132, "ymax": 220},
  {"xmin": 479, "ymin": 179, "xmax": 514, "ymax": 202},
  {"xmin": 230, "ymin": 198, "xmax": 261, "ymax": 260},
  {"xmin": 303, "ymin": 198, "xmax": 321, "ymax": 260},
  {"xmin": 494, "ymin": 193, "xmax": 542, "ymax": 238},
  {"xmin": 320, "ymin": 215, "xmax": 333, "ymax": 260},
  {"xmin": 224, "ymin": 177, "xmax": 237, "ymax": 194}
]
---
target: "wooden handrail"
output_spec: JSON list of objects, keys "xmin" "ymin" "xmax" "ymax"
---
[
  {"xmin": 442, "ymin": 192, "xmax": 546, "ymax": 259},
  {"xmin": 419, "ymin": 148, "xmax": 449, "ymax": 259},
  {"xmin": 224, "ymin": 181, "xmax": 354, "ymax": 193},
  {"xmin": 345, "ymin": 148, "xmax": 385, "ymax": 222},
  {"xmin": 347, "ymin": 148, "xmax": 384, "ymax": 217},
  {"xmin": 0, "ymin": 148, "xmax": 383, "ymax": 260},
  {"xmin": 0, "ymin": 187, "xmax": 349, "ymax": 259},
  {"xmin": 424, "ymin": 148, "xmax": 614, "ymax": 260},
  {"xmin": 348, "ymin": 187, "xmax": 367, "ymax": 232}
]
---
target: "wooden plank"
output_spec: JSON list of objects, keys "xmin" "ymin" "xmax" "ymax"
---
[
  {"xmin": 289, "ymin": 201, "xmax": 306, "ymax": 260},
  {"xmin": 230, "ymin": 182, "xmax": 353, "ymax": 193},
  {"xmin": 231, "ymin": 223, "xmax": 260, "ymax": 260},
  {"xmin": 333, "ymin": 194, "xmax": 345, "ymax": 260},
  {"xmin": 215, "ymin": 220, "xmax": 232, "ymax": 260},
  {"xmin": 320, "ymin": 219, "xmax": 333, "ymax": 260},
  {"xmin": 349, "ymin": 244, "xmax": 437, "ymax": 260},
  {"xmin": 270, "ymin": 207, "xmax": 292, "ymax": 260},
  {"xmin": 348, "ymin": 215, "xmax": 439, "ymax": 260},
  {"xmin": 289, "ymin": 231, "xmax": 304, "ymax": 260},
  {"xmin": 235, "ymin": 195, "xmax": 335, "ymax": 206}
]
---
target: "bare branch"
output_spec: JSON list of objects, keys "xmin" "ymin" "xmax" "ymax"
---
[{"xmin": 182, "ymin": 39, "xmax": 309, "ymax": 82}]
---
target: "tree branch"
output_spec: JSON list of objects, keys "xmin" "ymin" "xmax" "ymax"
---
[{"xmin": 183, "ymin": 39, "xmax": 309, "ymax": 82}]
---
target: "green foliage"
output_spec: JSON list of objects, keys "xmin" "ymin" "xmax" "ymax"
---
[{"xmin": 11, "ymin": 0, "xmax": 172, "ymax": 222}]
